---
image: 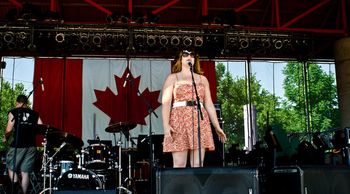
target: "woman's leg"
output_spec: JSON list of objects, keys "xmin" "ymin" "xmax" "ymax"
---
[
  {"xmin": 190, "ymin": 149, "xmax": 206, "ymax": 167},
  {"xmin": 172, "ymin": 151, "xmax": 188, "ymax": 168}
]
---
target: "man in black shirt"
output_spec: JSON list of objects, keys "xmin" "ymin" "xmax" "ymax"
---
[{"xmin": 3, "ymin": 95, "xmax": 42, "ymax": 194}]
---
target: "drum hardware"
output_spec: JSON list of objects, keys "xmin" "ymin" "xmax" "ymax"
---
[
  {"xmin": 41, "ymin": 142, "xmax": 67, "ymax": 194},
  {"xmin": 77, "ymin": 149, "xmax": 87, "ymax": 169},
  {"xmin": 105, "ymin": 122, "xmax": 137, "ymax": 194},
  {"xmin": 40, "ymin": 129, "xmax": 83, "ymax": 194}
]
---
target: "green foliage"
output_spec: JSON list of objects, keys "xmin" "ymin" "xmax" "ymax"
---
[
  {"xmin": 216, "ymin": 63, "xmax": 282, "ymax": 149},
  {"xmin": 282, "ymin": 62, "xmax": 339, "ymax": 133},
  {"xmin": 216, "ymin": 61, "xmax": 339, "ymax": 151},
  {"xmin": 0, "ymin": 81, "xmax": 27, "ymax": 151}
]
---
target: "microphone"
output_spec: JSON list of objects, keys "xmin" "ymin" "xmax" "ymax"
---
[
  {"xmin": 39, "ymin": 77, "xmax": 45, "ymax": 91},
  {"xmin": 187, "ymin": 61, "xmax": 193, "ymax": 67},
  {"xmin": 123, "ymin": 73, "xmax": 130, "ymax": 87}
]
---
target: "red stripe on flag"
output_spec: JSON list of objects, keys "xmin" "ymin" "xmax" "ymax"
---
[{"xmin": 33, "ymin": 58, "xmax": 83, "ymax": 138}]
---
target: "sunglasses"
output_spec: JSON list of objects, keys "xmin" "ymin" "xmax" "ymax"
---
[{"xmin": 182, "ymin": 50, "xmax": 195, "ymax": 58}]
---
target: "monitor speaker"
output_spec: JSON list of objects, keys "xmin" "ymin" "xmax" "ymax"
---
[
  {"xmin": 54, "ymin": 190, "xmax": 115, "ymax": 194},
  {"xmin": 156, "ymin": 167, "xmax": 259, "ymax": 194},
  {"xmin": 303, "ymin": 166, "xmax": 350, "ymax": 194},
  {"xmin": 266, "ymin": 166, "xmax": 304, "ymax": 194}
]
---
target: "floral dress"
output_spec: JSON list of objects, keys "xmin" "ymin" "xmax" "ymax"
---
[{"xmin": 163, "ymin": 81, "xmax": 215, "ymax": 152}]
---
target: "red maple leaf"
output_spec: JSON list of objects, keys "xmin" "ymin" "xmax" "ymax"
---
[{"xmin": 93, "ymin": 68, "xmax": 161, "ymax": 126}]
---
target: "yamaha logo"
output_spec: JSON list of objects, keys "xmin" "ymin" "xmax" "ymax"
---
[{"xmin": 67, "ymin": 173, "xmax": 90, "ymax": 180}]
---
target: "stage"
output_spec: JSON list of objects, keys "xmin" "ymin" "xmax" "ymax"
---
[{"xmin": 1, "ymin": 165, "xmax": 350, "ymax": 194}]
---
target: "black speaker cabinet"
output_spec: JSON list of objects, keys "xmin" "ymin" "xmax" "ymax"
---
[
  {"xmin": 267, "ymin": 166, "xmax": 304, "ymax": 194},
  {"xmin": 156, "ymin": 167, "xmax": 259, "ymax": 194},
  {"xmin": 303, "ymin": 166, "xmax": 350, "ymax": 194},
  {"xmin": 54, "ymin": 190, "xmax": 115, "ymax": 194}
]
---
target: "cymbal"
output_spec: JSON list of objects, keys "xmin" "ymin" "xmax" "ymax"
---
[
  {"xmin": 35, "ymin": 124, "xmax": 59, "ymax": 134},
  {"xmin": 105, "ymin": 122, "xmax": 137, "ymax": 133},
  {"xmin": 46, "ymin": 131, "xmax": 83, "ymax": 149}
]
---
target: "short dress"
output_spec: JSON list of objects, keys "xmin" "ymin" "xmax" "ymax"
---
[{"xmin": 163, "ymin": 81, "xmax": 215, "ymax": 152}]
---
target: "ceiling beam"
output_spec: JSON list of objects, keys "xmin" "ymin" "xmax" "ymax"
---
[
  {"xmin": 152, "ymin": 0, "xmax": 181, "ymax": 15},
  {"xmin": 83, "ymin": 0, "xmax": 112, "ymax": 15},
  {"xmin": 282, "ymin": 0, "xmax": 331, "ymax": 28}
]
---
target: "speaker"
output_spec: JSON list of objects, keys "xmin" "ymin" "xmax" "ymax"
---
[
  {"xmin": 266, "ymin": 166, "xmax": 304, "ymax": 194},
  {"xmin": 303, "ymin": 166, "xmax": 350, "ymax": 194},
  {"xmin": 54, "ymin": 190, "xmax": 115, "ymax": 194},
  {"xmin": 156, "ymin": 167, "xmax": 259, "ymax": 194}
]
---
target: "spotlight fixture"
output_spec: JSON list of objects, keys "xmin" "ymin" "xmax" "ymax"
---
[
  {"xmin": 227, "ymin": 36, "xmax": 238, "ymax": 47},
  {"xmin": 171, "ymin": 36, "xmax": 180, "ymax": 46},
  {"xmin": 135, "ymin": 34, "xmax": 144, "ymax": 44},
  {"xmin": 159, "ymin": 35, "xmax": 168, "ymax": 46},
  {"xmin": 274, "ymin": 39, "xmax": 283, "ymax": 49},
  {"xmin": 18, "ymin": 32, "xmax": 27, "ymax": 40},
  {"xmin": 261, "ymin": 38, "xmax": 271, "ymax": 48},
  {"xmin": 3, "ymin": 32, "xmax": 14, "ymax": 43},
  {"xmin": 92, "ymin": 33, "xmax": 102, "ymax": 45},
  {"xmin": 80, "ymin": 33, "xmax": 89, "ymax": 44},
  {"xmin": 147, "ymin": 35, "xmax": 156, "ymax": 46},
  {"xmin": 239, "ymin": 38, "xmax": 249, "ymax": 49},
  {"xmin": 183, "ymin": 36, "xmax": 192, "ymax": 47},
  {"xmin": 194, "ymin": 36, "xmax": 203, "ymax": 47},
  {"xmin": 55, "ymin": 33, "xmax": 65, "ymax": 43}
]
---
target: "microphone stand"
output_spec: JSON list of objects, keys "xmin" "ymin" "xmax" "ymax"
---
[
  {"xmin": 10, "ymin": 80, "xmax": 39, "ymax": 194},
  {"xmin": 189, "ymin": 64, "xmax": 204, "ymax": 167},
  {"xmin": 127, "ymin": 76, "xmax": 158, "ymax": 194}
]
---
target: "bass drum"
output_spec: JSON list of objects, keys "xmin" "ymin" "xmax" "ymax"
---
[{"xmin": 55, "ymin": 168, "xmax": 102, "ymax": 190}]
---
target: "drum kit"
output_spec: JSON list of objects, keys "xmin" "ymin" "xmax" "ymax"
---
[{"xmin": 37, "ymin": 122, "xmax": 149, "ymax": 194}]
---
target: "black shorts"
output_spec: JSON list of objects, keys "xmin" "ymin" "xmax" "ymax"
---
[{"xmin": 6, "ymin": 147, "xmax": 37, "ymax": 172}]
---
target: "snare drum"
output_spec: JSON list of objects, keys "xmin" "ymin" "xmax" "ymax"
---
[
  {"xmin": 85, "ymin": 144, "xmax": 111, "ymax": 171},
  {"xmin": 55, "ymin": 168, "xmax": 102, "ymax": 190}
]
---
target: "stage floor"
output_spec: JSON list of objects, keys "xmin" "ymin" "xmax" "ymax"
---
[{"xmin": 0, "ymin": 165, "xmax": 349, "ymax": 194}]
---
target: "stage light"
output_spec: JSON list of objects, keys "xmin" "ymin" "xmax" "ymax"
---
[
  {"xmin": 92, "ymin": 34, "xmax": 102, "ymax": 45},
  {"xmin": 194, "ymin": 36, "xmax": 203, "ymax": 47},
  {"xmin": 183, "ymin": 36, "xmax": 192, "ymax": 47},
  {"xmin": 159, "ymin": 35, "xmax": 168, "ymax": 46},
  {"xmin": 171, "ymin": 36, "xmax": 180, "ymax": 46},
  {"xmin": 3, "ymin": 32, "xmax": 14, "ymax": 43},
  {"xmin": 80, "ymin": 33, "xmax": 89, "ymax": 44},
  {"xmin": 18, "ymin": 32, "xmax": 27, "ymax": 40},
  {"xmin": 274, "ymin": 39, "xmax": 283, "ymax": 49},
  {"xmin": 239, "ymin": 38, "xmax": 249, "ymax": 49},
  {"xmin": 261, "ymin": 38, "xmax": 271, "ymax": 48},
  {"xmin": 147, "ymin": 35, "xmax": 156, "ymax": 46},
  {"xmin": 55, "ymin": 33, "xmax": 65, "ymax": 43}
]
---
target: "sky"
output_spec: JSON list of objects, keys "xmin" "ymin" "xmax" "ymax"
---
[{"xmin": 1, "ymin": 57, "xmax": 34, "ymax": 101}]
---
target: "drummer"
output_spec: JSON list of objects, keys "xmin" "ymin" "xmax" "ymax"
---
[{"xmin": 2, "ymin": 95, "xmax": 43, "ymax": 194}]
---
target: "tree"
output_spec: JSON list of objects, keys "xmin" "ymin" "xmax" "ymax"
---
[
  {"xmin": 282, "ymin": 61, "xmax": 340, "ymax": 134},
  {"xmin": 0, "ymin": 81, "xmax": 27, "ymax": 151},
  {"xmin": 216, "ymin": 63, "xmax": 282, "ymax": 150}
]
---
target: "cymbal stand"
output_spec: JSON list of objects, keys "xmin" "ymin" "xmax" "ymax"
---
[
  {"xmin": 77, "ymin": 148, "xmax": 86, "ymax": 169},
  {"xmin": 116, "ymin": 132, "xmax": 131, "ymax": 194},
  {"xmin": 40, "ymin": 142, "xmax": 67, "ymax": 194},
  {"xmin": 41, "ymin": 135, "xmax": 48, "ymax": 192}
]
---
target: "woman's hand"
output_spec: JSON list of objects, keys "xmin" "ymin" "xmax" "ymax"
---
[
  {"xmin": 215, "ymin": 128, "xmax": 227, "ymax": 143},
  {"xmin": 164, "ymin": 125, "xmax": 174, "ymax": 141}
]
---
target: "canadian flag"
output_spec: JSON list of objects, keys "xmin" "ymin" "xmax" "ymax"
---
[{"xmin": 33, "ymin": 57, "xmax": 216, "ymax": 146}]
